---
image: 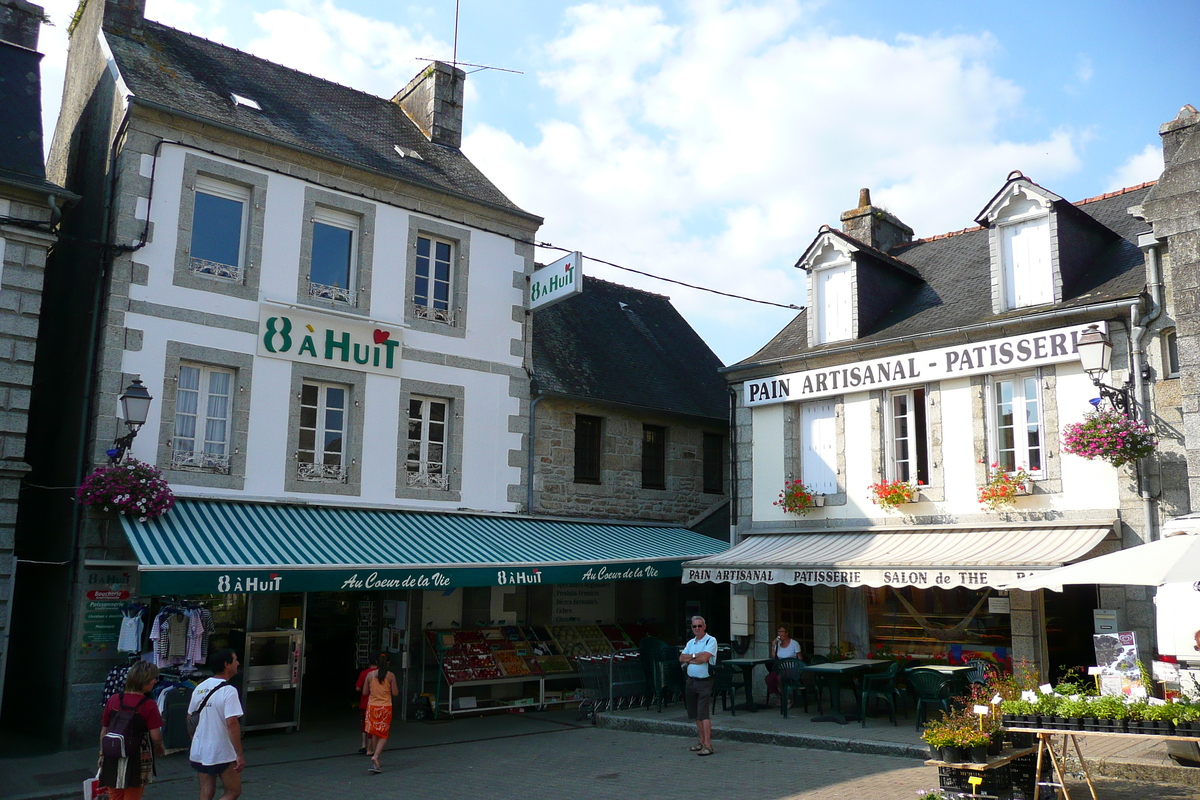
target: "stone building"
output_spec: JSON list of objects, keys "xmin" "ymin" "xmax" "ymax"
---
[
  {"xmin": 685, "ymin": 165, "xmax": 1180, "ymax": 684},
  {"xmin": 0, "ymin": 0, "xmax": 72, "ymax": 722},
  {"xmin": 531, "ymin": 276, "xmax": 729, "ymax": 526}
]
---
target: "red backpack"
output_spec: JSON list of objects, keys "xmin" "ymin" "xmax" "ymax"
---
[{"xmin": 102, "ymin": 695, "xmax": 149, "ymax": 759}]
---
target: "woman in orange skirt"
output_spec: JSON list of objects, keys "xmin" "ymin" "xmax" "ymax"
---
[{"xmin": 362, "ymin": 653, "xmax": 399, "ymax": 774}]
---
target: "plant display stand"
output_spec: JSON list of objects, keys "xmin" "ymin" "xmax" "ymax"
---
[
  {"xmin": 924, "ymin": 747, "xmax": 1036, "ymax": 800},
  {"xmin": 1004, "ymin": 727, "xmax": 1200, "ymax": 800}
]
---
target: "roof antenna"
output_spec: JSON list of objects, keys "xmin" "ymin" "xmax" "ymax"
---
[{"xmin": 417, "ymin": 1, "xmax": 524, "ymax": 76}]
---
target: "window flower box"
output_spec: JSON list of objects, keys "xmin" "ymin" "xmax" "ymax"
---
[
  {"xmin": 774, "ymin": 480, "xmax": 823, "ymax": 515},
  {"xmin": 869, "ymin": 478, "xmax": 919, "ymax": 510},
  {"xmin": 978, "ymin": 464, "xmax": 1033, "ymax": 510}
]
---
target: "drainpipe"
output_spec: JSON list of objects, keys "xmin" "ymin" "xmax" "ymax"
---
[
  {"xmin": 1133, "ymin": 235, "xmax": 1165, "ymax": 540},
  {"xmin": 727, "ymin": 386, "xmax": 738, "ymax": 546},
  {"xmin": 526, "ymin": 377, "xmax": 544, "ymax": 515}
]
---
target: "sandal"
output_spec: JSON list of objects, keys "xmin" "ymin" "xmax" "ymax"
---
[
  {"xmin": 697, "ymin": 746, "xmax": 714, "ymax": 756},
  {"xmin": 689, "ymin": 744, "xmax": 704, "ymax": 751},
  {"xmin": 368, "ymin": 766, "xmax": 382, "ymax": 774}
]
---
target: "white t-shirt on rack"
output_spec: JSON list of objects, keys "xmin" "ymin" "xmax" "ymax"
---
[{"xmin": 188, "ymin": 678, "xmax": 243, "ymax": 765}]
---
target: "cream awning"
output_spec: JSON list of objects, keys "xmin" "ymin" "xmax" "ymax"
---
[{"xmin": 681, "ymin": 522, "xmax": 1115, "ymax": 589}]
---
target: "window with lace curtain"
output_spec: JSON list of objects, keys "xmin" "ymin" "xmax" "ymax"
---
[{"xmin": 172, "ymin": 364, "xmax": 233, "ymax": 473}]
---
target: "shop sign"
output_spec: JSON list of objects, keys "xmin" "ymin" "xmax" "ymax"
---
[
  {"xmin": 553, "ymin": 582, "xmax": 615, "ymax": 623},
  {"xmin": 139, "ymin": 559, "xmax": 682, "ymax": 595},
  {"xmin": 80, "ymin": 567, "xmax": 135, "ymax": 659},
  {"xmin": 258, "ymin": 304, "xmax": 403, "ymax": 378},
  {"xmin": 527, "ymin": 251, "xmax": 582, "ymax": 311},
  {"xmin": 682, "ymin": 565, "xmax": 1047, "ymax": 589},
  {"xmin": 744, "ymin": 322, "xmax": 1104, "ymax": 407}
]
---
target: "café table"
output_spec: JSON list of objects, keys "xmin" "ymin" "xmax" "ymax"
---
[
  {"xmin": 723, "ymin": 657, "xmax": 773, "ymax": 711},
  {"xmin": 803, "ymin": 661, "xmax": 874, "ymax": 724}
]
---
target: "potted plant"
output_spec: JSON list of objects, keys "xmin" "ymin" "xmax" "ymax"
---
[
  {"xmin": 1058, "ymin": 696, "xmax": 1090, "ymax": 731},
  {"xmin": 1061, "ymin": 409, "xmax": 1156, "ymax": 467},
  {"xmin": 869, "ymin": 478, "xmax": 919, "ymax": 510},
  {"xmin": 774, "ymin": 479, "xmax": 822, "ymax": 515},
  {"xmin": 961, "ymin": 728, "xmax": 992, "ymax": 764},
  {"xmin": 1033, "ymin": 692, "xmax": 1063, "ymax": 729},
  {"xmin": 921, "ymin": 716, "xmax": 954, "ymax": 761},
  {"xmin": 1175, "ymin": 701, "xmax": 1200, "ymax": 736},
  {"xmin": 977, "ymin": 463, "xmax": 1033, "ymax": 509},
  {"xmin": 76, "ymin": 458, "xmax": 176, "ymax": 521},
  {"xmin": 1144, "ymin": 701, "xmax": 1180, "ymax": 734},
  {"xmin": 1090, "ymin": 695, "xmax": 1129, "ymax": 733}
]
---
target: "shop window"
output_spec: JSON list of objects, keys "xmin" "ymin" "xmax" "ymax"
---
[
  {"xmin": 406, "ymin": 396, "xmax": 449, "ymax": 490},
  {"xmin": 189, "ymin": 176, "xmax": 250, "ymax": 282},
  {"xmin": 308, "ymin": 207, "xmax": 358, "ymax": 304},
  {"xmin": 702, "ymin": 432, "xmax": 723, "ymax": 494},
  {"xmin": 641, "ymin": 425, "xmax": 666, "ymax": 489},
  {"xmin": 866, "ymin": 586, "xmax": 1011, "ymax": 663},
  {"xmin": 574, "ymin": 414, "xmax": 602, "ymax": 484},
  {"xmin": 886, "ymin": 388, "xmax": 929, "ymax": 485},
  {"xmin": 799, "ymin": 400, "xmax": 838, "ymax": 494},
  {"xmin": 172, "ymin": 364, "xmax": 234, "ymax": 473},
  {"xmin": 414, "ymin": 235, "xmax": 454, "ymax": 324},
  {"xmin": 1163, "ymin": 328, "xmax": 1180, "ymax": 378},
  {"xmin": 297, "ymin": 382, "xmax": 348, "ymax": 483},
  {"xmin": 990, "ymin": 374, "xmax": 1043, "ymax": 475}
]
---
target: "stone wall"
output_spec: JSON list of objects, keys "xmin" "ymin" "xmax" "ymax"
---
[
  {"xmin": 532, "ymin": 397, "xmax": 727, "ymax": 523},
  {"xmin": 0, "ymin": 195, "xmax": 54, "ymax": 717}
]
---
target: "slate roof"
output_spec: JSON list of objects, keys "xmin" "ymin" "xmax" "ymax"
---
[
  {"xmin": 104, "ymin": 21, "xmax": 538, "ymax": 221},
  {"xmin": 0, "ymin": 40, "xmax": 60, "ymax": 195},
  {"xmin": 734, "ymin": 184, "xmax": 1154, "ymax": 369},
  {"xmin": 533, "ymin": 276, "xmax": 728, "ymax": 421}
]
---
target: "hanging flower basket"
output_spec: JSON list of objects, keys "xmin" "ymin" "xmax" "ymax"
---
[
  {"xmin": 774, "ymin": 479, "xmax": 822, "ymax": 515},
  {"xmin": 977, "ymin": 464, "xmax": 1032, "ymax": 510},
  {"xmin": 76, "ymin": 459, "xmax": 175, "ymax": 521},
  {"xmin": 869, "ymin": 478, "xmax": 919, "ymax": 509},
  {"xmin": 1061, "ymin": 409, "xmax": 1156, "ymax": 468}
]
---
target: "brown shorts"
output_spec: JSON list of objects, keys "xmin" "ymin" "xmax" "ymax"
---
[{"xmin": 684, "ymin": 676, "xmax": 713, "ymax": 721}]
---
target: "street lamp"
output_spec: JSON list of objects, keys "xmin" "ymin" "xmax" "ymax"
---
[
  {"xmin": 1076, "ymin": 324, "xmax": 1132, "ymax": 417},
  {"xmin": 108, "ymin": 379, "xmax": 154, "ymax": 463}
]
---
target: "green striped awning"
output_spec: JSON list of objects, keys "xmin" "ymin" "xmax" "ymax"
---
[{"xmin": 120, "ymin": 499, "xmax": 729, "ymax": 594}]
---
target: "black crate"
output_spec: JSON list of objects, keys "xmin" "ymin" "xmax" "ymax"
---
[{"xmin": 938, "ymin": 765, "xmax": 1013, "ymax": 800}]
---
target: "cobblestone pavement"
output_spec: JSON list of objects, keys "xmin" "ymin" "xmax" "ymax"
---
[{"xmin": 132, "ymin": 726, "xmax": 1194, "ymax": 800}]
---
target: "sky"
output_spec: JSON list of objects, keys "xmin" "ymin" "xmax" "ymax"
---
[{"xmin": 32, "ymin": 0, "xmax": 1200, "ymax": 365}]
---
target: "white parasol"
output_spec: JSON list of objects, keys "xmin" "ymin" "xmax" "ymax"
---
[{"xmin": 1003, "ymin": 514, "xmax": 1200, "ymax": 591}]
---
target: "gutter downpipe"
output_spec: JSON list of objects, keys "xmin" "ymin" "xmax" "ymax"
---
[
  {"xmin": 526, "ymin": 378, "xmax": 544, "ymax": 515},
  {"xmin": 1134, "ymin": 235, "xmax": 1165, "ymax": 540},
  {"xmin": 728, "ymin": 386, "xmax": 738, "ymax": 546}
]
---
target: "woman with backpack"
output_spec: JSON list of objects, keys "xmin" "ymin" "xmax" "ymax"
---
[
  {"xmin": 99, "ymin": 660, "xmax": 166, "ymax": 800},
  {"xmin": 361, "ymin": 652, "xmax": 399, "ymax": 774}
]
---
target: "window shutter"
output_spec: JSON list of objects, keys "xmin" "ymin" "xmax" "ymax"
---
[{"xmin": 801, "ymin": 401, "xmax": 838, "ymax": 494}]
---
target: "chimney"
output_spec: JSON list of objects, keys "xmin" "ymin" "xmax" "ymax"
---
[
  {"xmin": 393, "ymin": 61, "xmax": 465, "ymax": 149},
  {"xmin": 1161, "ymin": 104, "xmax": 1200, "ymax": 166},
  {"xmin": 839, "ymin": 188, "xmax": 913, "ymax": 253},
  {"xmin": 0, "ymin": 0, "xmax": 43, "ymax": 50},
  {"xmin": 103, "ymin": 0, "xmax": 145, "ymax": 32}
]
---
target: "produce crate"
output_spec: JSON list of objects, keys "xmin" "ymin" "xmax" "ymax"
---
[{"xmin": 938, "ymin": 765, "xmax": 1011, "ymax": 800}]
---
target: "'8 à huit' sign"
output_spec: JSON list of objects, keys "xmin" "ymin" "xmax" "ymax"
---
[
  {"xmin": 744, "ymin": 322, "xmax": 1103, "ymax": 406},
  {"xmin": 258, "ymin": 304, "xmax": 403, "ymax": 377}
]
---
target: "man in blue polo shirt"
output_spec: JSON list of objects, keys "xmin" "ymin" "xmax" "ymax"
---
[{"xmin": 679, "ymin": 615, "xmax": 717, "ymax": 756}]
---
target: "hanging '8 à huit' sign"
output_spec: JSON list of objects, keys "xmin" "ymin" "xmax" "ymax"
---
[{"xmin": 257, "ymin": 304, "xmax": 403, "ymax": 377}]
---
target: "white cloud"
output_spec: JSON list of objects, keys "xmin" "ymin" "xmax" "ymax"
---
[
  {"xmin": 248, "ymin": 0, "xmax": 446, "ymax": 99},
  {"xmin": 1105, "ymin": 144, "xmax": 1162, "ymax": 192},
  {"xmin": 1076, "ymin": 54, "xmax": 1094, "ymax": 84},
  {"xmin": 465, "ymin": 1, "xmax": 1084, "ymax": 363}
]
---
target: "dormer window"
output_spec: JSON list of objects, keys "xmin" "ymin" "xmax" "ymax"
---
[{"xmin": 977, "ymin": 174, "xmax": 1060, "ymax": 313}]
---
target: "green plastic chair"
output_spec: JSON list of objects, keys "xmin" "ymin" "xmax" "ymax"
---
[
  {"xmin": 906, "ymin": 668, "xmax": 954, "ymax": 731},
  {"xmin": 777, "ymin": 658, "xmax": 820, "ymax": 718},
  {"xmin": 711, "ymin": 662, "xmax": 743, "ymax": 715},
  {"xmin": 858, "ymin": 661, "xmax": 903, "ymax": 727}
]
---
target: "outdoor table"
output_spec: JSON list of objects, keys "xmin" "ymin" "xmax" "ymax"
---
[
  {"xmin": 803, "ymin": 661, "xmax": 872, "ymax": 724},
  {"xmin": 838, "ymin": 658, "xmax": 890, "ymax": 669},
  {"xmin": 909, "ymin": 664, "xmax": 974, "ymax": 695},
  {"xmin": 723, "ymin": 657, "xmax": 772, "ymax": 711},
  {"xmin": 1004, "ymin": 727, "xmax": 1200, "ymax": 800}
]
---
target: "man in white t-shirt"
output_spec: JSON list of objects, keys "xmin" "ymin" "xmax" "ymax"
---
[
  {"xmin": 678, "ymin": 615, "xmax": 718, "ymax": 756},
  {"xmin": 188, "ymin": 649, "xmax": 245, "ymax": 800}
]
